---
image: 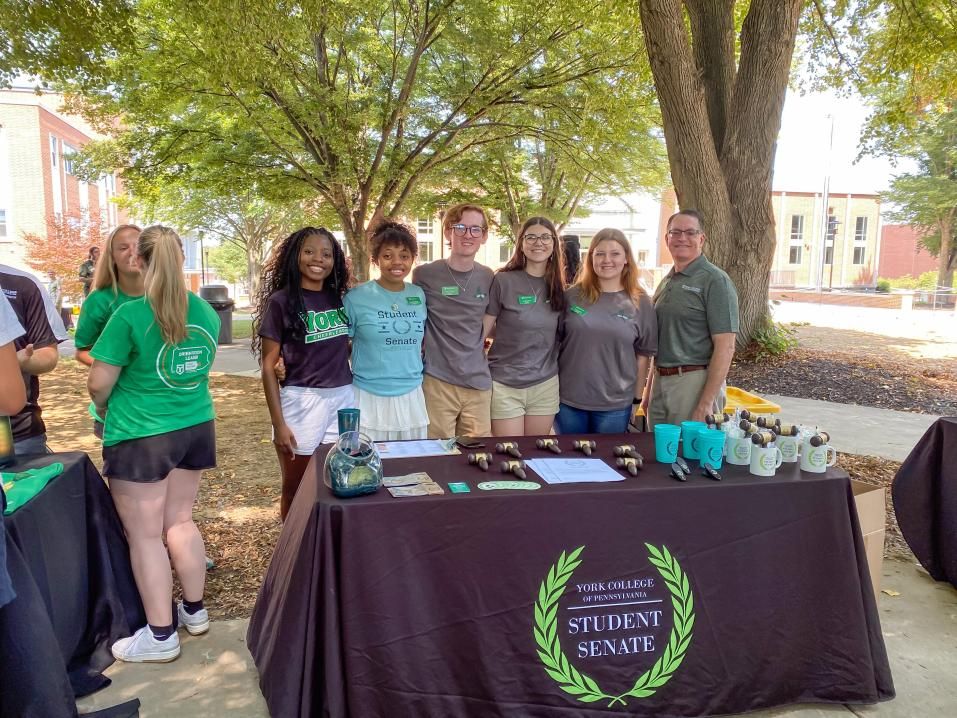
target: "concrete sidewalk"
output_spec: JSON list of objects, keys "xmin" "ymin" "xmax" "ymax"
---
[
  {"xmin": 763, "ymin": 395, "xmax": 936, "ymax": 462},
  {"xmin": 76, "ymin": 559, "xmax": 957, "ymax": 718}
]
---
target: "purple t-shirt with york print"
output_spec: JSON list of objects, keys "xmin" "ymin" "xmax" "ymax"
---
[{"xmin": 258, "ymin": 287, "xmax": 352, "ymax": 389}]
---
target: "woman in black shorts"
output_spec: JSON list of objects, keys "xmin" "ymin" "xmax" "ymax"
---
[{"xmin": 87, "ymin": 225, "xmax": 221, "ymax": 662}]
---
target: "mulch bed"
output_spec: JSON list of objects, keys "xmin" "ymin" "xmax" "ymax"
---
[{"xmin": 729, "ymin": 348, "xmax": 957, "ymax": 415}]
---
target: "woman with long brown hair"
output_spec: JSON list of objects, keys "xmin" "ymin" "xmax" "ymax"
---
[
  {"xmin": 88, "ymin": 225, "xmax": 220, "ymax": 662},
  {"xmin": 74, "ymin": 224, "xmax": 143, "ymax": 367},
  {"xmin": 556, "ymin": 228, "xmax": 657, "ymax": 434},
  {"xmin": 482, "ymin": 217, "xmax": 566, "ymax": 436}
]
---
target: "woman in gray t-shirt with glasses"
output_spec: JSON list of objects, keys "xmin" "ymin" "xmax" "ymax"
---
[
  {"xmin": 482, "ymin": 217, "xmax": 567, "ymax": 436},
  {"xmin": 556, "ymin": 228, "xmax": 657, "ymax": 434}
]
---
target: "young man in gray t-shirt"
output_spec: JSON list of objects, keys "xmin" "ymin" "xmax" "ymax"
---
[{"xmin": 412, "ymin": 204, "xmax": 494, "ymax": 438}]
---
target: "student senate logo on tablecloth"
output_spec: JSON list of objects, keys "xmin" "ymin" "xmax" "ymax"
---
[
  {"xmin": 533, "ymin": 544, "xmax": 694, "ymax": 708},
  {"xmin": 156, "ymin": 324, "xmax": 217, "ymax": 390}
]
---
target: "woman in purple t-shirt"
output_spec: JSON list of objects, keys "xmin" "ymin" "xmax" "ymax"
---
[{"xmin": 253, "ymin": 227, "xmax": 353, "ymax": 520}]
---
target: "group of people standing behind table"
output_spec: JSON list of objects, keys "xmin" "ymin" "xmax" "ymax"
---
[
  {"xmin": 45, "ymin": 203, "xmax": 737, "ymax": 665},
  {"xmin": 251, "ymin": 203, "xmax": 740, "ymax": 521}
]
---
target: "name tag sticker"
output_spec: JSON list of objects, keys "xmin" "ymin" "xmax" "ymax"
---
[
  {"xmin": 406, "ymin": 296, "xmax": 422, "ymax": 305},
  {"xmin": 517, "ymin": 295, "xmax": 537, "ymax": 305},
  {"xmin": 441, "ymin": 286, "xmax": 460, "ymax": 296},
  {"xmin": 570, "ymin": 304, "xmax": 588, "ymax": 316}
]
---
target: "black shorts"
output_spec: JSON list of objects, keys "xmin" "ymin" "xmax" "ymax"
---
[{"xmin": 103, "ymin": 421, "xmax": 216, "ymax": 483}]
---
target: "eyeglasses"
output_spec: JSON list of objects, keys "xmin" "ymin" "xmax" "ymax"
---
[
  {"xmin": 523, "ymin": 233, "xmax": 554, "ymax": 245},
  {"xmin": 667, "ymin": 229, "xmax": 703, "ymax": 239},
  {"xmin": 450, "ymin": 224, "xmax": 487, "ymax": 238}
]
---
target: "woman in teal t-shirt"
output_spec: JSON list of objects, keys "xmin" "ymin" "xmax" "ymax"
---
[
  {"xmin": 88, "ymin": 225, "xmax": 220, "ymax": 664},
  {"xmin": 343, "ymin": 220, "xmax": 427, "ymax": 440},
  {"xmin": 74, "ymin": 224, "xmax": 143, "ymax": 367}
]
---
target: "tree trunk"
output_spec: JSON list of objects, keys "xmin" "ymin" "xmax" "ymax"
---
[
  {"xmin": 938, "ymin": 218, "xmax": 954, "ymax": 290},
  {"xmin": 638, "ymin": 0, "xmax": 803, "ymax": 347},
  {"xmin": 342, "ymin": 224, "xmax": 371, "ymax": 283}
]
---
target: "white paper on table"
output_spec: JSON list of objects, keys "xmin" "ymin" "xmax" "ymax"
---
[
  {"xmin": 374, "ymin": 439, "xmax": 461, "ymax": 458},
  {"xmin": 523, "ymin": 458, "xmax": 625, "ymax": 484}
]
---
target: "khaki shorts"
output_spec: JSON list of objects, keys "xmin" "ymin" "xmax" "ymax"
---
[
  {"xmin": 491, "ymin": 375, "xmax": 560, "ymax": 420},
  {"xmin": 422, "ymin": 374, "xmax": 491, "ymax": 439}
]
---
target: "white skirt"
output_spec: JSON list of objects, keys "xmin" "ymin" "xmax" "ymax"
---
[
  {"xmin": 278, "ymin": 384, "xmax": 356, "ymax": 455},
  {"xmin": 354, "ymin": 385, "xmax": 429, "ymax": 441}
]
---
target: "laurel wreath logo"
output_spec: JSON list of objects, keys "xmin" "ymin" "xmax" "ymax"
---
[{"xmin": 533, "ymin": 543, "xmax": 695, "ymax": 707}]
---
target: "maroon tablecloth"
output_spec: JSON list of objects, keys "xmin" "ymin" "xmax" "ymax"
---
[
  {"xmin": 892, "ymin": 417, "xmax": 957, "ymax": 587},
  {"xmin": 248, "ymin": 434, "xmax": 893, "ymax": 717}
]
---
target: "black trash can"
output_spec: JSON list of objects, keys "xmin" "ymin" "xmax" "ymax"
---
[{"xmin": 199, "ymin": 285, "xmax": 235, "ymax": 345}]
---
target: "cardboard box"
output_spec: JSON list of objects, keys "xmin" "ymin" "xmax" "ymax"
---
[{"xmin": 851, "ymin": 480, "xmax": 886, "ymax": 596}]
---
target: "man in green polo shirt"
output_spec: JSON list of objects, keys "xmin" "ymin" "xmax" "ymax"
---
[{"xmin": 649, "ymin": 209, "xmax": 739, "ymax": 427}]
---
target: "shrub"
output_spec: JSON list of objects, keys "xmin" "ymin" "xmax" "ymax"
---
[
  {"xmin": 876, "ymin": 278, "xmax": 891, "ymax": 293},
  {"xmin": 747, "ymin": 319, "xmax": 799, "ymax": 359}
]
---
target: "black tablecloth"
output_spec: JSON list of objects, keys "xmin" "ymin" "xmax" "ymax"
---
[
  {"xmin": 893, "ymin": 416, "xmax": 957, "ymax": 587},
  {"xmin": 0, "ymin": 453, "xmax": 144, "ymax": 718},
  {"xmin": 248, "ymin": 434, "xmax": 894, "ymax": 717}
]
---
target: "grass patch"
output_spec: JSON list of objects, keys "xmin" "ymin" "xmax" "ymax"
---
[{"xmin": 231, "ymin": 318, "xmax": 252, "ymax": 340}]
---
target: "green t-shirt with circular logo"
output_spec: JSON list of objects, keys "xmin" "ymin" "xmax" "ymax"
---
[{"xmin": 90, "ymin": 293, "xmax": 220, "ymax": 446}]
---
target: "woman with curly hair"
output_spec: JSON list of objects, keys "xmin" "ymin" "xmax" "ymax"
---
[
  {"xmin": 253, "ymin": 227, "xmax": 352, "ymax": 520},
  {"xmin": 343, "ymin": 220, "xmax": 428, "ymax": 440}
]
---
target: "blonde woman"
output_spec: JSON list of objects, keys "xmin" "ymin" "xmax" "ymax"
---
[
  {"xmin": 556, "ymin": 228, "xmax": 657, "ymax": 434},
  {"xmin": 88, "ymin": 225, "xmax": 220, "ymax": 662},
  {"xmin": 75, "ymin": 224, "xmax": 142, "ymax": 367}
]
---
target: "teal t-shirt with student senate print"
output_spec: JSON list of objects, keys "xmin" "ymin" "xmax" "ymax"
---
[
  {"xmin": 343, "ymin": 280, "xmax": 426, "ymax": 397},
  {"xmin": 90, "ymin": 293, "xmax": 220, "ymax": 446}
]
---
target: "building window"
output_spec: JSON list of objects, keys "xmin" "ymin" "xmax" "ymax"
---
[
  {"xmin": 853, "ymin": 246, "xmax": 866, "ymax": 265},
  {"xmin": 790, "ymin": 215, "xmax": 804, "ymax": 241},
  {"xmin": 499, "ymin": 241, "xmax": 513, "ymax": 263},
  {"xmin": 789, "ymin": 215, "xmax": 804, "ymax": 265},
  {"xmin": 824, "ymin": 244, "xmax": 833, "ymax": 265},
  {"xmin": 0, "ymin": 209, "xmax": 7, "ymax": 238},
  {"xmin": 854, "ymin": 216, "xmax": 868, "ymax": 242},
  {"xmin": 637, "ymin": 250, "xmax": 648, "ymax": 267},
  {"xmin": 418, "ymin": 240, "xmax": 434, "ymax": 263},
  {"xmin": 64, "ymin": 145, "xmax": 77, "ymax": 175},
  {"xmin": 417, "ymin": 217, "xmax": 434, "ymax": 235}
]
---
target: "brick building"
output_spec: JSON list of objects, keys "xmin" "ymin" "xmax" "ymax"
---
[
  {"xmin": 876, "ymin": 224, "xmax": 939, "ymax": 279},
  {"xmin": 0, "ymin": 86, "xmax": 126, "ymax": 272}
]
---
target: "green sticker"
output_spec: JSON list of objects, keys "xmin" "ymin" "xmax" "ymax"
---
[
  {"xmin": 517, "ymin": 294, "xmax": 537, "ymax": 305},
  {"xmin": 441, "ymin": 285, "xmax": 461, "ymax": 296},
  {"xmin": 477, "ymin": 481, "xmax": 541, "ymax": 491},
  {"xmin": 570, "ymin": 304, "xmax": 588, "ymax": 316},
  {"xmin": 406, "ymin": 296, "xmax": 422, "ymax": 305},
  {"xmin": 448, "ymin": 482, "xmax": 471, "ymax": 493}
]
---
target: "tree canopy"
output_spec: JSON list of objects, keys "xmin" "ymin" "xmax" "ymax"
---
[{"xmin": 10, "ymin": 0, "xmax": 664, "ymax": 280}]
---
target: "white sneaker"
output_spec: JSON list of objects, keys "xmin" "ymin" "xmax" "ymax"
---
[
  {"xmin": 177, "ymin": 601, "xmax": 210, "ymax": 636},
  {"xmin": 111, "ymin": 626, "xmax": 180, "ymax": 663}
]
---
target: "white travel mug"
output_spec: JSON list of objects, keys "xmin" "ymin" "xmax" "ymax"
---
[
  {"xmin": 750, "ymin": 446, "xmax": 783, "ymax": 477},
  {"xmin": 800, "ymin": 444, "xmax": 837, "ymax": 473}
]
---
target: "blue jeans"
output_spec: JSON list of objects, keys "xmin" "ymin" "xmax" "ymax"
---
[
  {"xmin": 555, "ymin": 403, "xmax": 631, "ymax": 435},
  {"xmin": 13, "ymin": 434, "xmax": 50, "ymax": 456}
]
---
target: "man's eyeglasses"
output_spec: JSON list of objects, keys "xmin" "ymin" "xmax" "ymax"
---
[
  {"xmin": 450, "ymin": 224, "xmax": 487, "ymax": 238},
  {"xmin": 667, "ymin": 229, "xmax": 703, "ymax": 239},
  {"xmin": 523, "ymin": 233, "xmax": 554, "ymax": 245}
]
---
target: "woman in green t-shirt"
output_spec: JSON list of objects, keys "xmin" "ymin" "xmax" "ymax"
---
[
  {"xmin": 88, "ymin": 225, "xmax": 220, "ymax": 663},
  {"xmin": 74, "ymin": 224, "xmax": 143, "ymax": 367}
]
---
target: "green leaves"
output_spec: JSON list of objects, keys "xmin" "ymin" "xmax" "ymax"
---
[{"xmin": 532, "ymin": 543, "xmax": 695, "ymax": 708}]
